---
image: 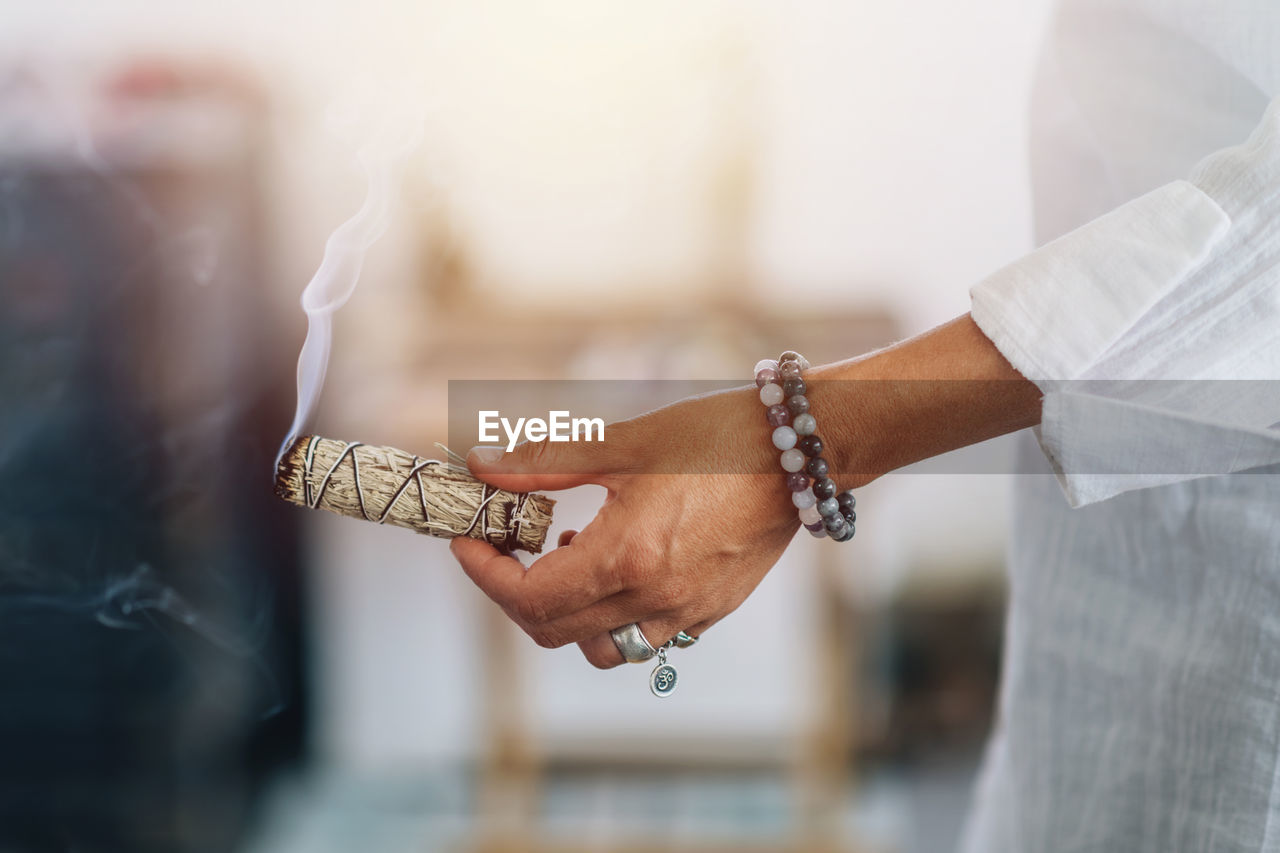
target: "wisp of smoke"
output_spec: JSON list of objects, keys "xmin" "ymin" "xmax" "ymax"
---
[
  {"xmin": 277, "ymin": 104, "xmax": 425, "ymax": 467},
  {"xmin": 1, "ymin": 563, "xmax": 284, "ymax": 718},
  {"xmin": 0, "ymin": 563, "xmax": 267, "ymax": 659}
]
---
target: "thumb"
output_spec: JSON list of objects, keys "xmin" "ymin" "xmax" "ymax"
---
[{"xmin": 466, "ymin": 428, "xmax": 630, "ymax": 493}]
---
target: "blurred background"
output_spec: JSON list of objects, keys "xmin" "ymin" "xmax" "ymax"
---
[{"xmin": 0, "ymin": 1, "xmax": 1054, "ymax": 851}]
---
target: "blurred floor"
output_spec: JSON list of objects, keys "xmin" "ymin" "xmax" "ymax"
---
[{"xmin": 242, "ymin": 750, "xmax": 981, "ymax": 853}]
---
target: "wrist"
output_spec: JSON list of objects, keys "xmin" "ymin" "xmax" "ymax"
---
[
  {"xmin": 802, "ymin": 360, "xmax": 890, "ymax": 489},
  {"xmin": 799, "ymin": 314, "xmax": 1042, "ymax": 485}
]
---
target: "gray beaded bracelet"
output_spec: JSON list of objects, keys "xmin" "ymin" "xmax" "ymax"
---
[{"xmin": 755, "ymin": 351, "xmax": 857, "ymax": 542}]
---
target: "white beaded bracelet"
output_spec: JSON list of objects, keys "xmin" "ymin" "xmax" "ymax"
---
[{"xmin": 754, "ymin": 351, "xmax": 856, "ymax": 542}]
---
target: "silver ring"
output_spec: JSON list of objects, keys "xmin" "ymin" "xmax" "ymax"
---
[
  {"xmin": 673, "ymin": 631, "xmax": 699, "ymax": 649},
  {"xmin": 610, "ymin": 623, "xmax": 656, "ymax": 663}
]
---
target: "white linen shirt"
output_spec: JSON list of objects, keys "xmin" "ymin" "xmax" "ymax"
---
[{"xmin": 962, "ymin": 0, "xmax": 1280, "ymax": 850}]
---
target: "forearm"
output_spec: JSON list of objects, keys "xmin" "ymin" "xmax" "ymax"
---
[{"xmin": 806, "ymin": 313, "xmax": 1042, "ymax": 485}]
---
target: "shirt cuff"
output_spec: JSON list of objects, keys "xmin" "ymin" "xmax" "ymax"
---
[
  {"xmin": 970, "ymin": 97, "xmax": 1280, "ymax": 507},
  {"xmin": 1036, "ymin": 390, "xmax": 1280, "ymax": 507},
  {"xmin": 970, "ymin": 180, "xmax": 1230, "ymax": 382}
]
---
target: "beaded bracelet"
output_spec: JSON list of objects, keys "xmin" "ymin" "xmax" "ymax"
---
[{"xmin": 755, "ymin": 351, "xmax": 857, "ymax": 542}]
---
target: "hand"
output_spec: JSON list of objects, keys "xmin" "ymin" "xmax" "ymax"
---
[
  {"xmin": 450, "ymin": 386, "xmax": 800, "ymax": 668},
  {"xmin": 450, "ymin": 315, "xmax": 1042, "ymax": 668}
]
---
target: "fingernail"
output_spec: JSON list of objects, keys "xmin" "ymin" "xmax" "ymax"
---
[{"xmin": 469, "ymin": 445, "xmax": 506, "ymax": 465}]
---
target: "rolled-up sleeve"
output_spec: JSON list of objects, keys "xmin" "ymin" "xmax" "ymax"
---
[{"xmin": 971, "ymin": 96, "xmax": 1280, "ymax": 507}]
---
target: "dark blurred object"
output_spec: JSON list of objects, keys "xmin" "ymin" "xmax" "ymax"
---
[
  {"xmin": 865, "ymin": 574, "xmax": 1005, "ymax": 760},
  {"xmin": 0, "ymin": 60, "xmax": 304, "ymax": 853}
]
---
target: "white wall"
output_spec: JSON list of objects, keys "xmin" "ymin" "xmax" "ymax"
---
[
  {"xmin": 0, "ymin": 0, "xmax": 1053, "ymax": 327},
  {"xmin": 750, "ymin": 0, "xmax": 1055, "ymax": 330}
]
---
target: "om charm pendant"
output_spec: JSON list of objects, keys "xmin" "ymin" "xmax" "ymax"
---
[{"xmin": 649, "ymin": 647, "xmax": 677, "ymax": 698}]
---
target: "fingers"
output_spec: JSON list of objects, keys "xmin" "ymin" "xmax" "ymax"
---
[
  {"xmin": 450, "ymin": 536, "xmax": 527, "ymax": 607},
  {"xmin": 450, "ymin": 533, "xmax": 625, "ymax": 626},
  {"xmin": 577, "ymin": 619, "xmax": 691, "ymax": 670},
  {"xmin": 518, "ymin": 577, "xmax": 713, "ymax": 648},
  {"xmin": 467, "ymin": 424, "xmax": 631, "ymax": 493},
  {"xmin": 452, "ymin": 534, "xmax": 706, "ymax": 659}
]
